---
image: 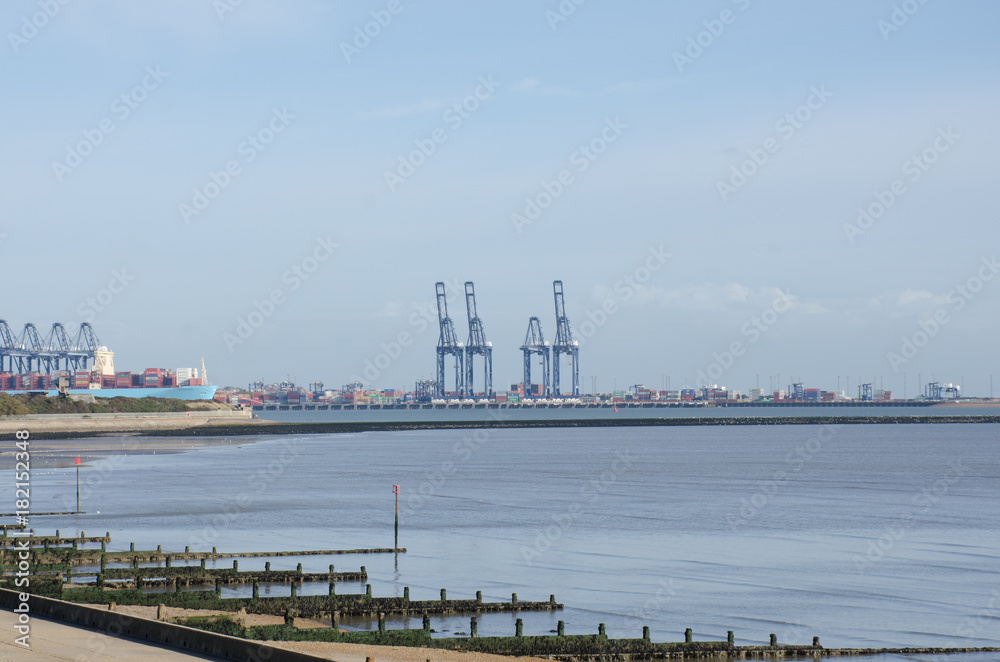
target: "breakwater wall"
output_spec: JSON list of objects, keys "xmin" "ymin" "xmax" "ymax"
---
[{"xmin": 0, "ymin": 587, "xmax": 327, "ymax": 661}]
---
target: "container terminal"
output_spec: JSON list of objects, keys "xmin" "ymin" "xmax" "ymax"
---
[
  {"xmin": 0, "ymin": 280, "xmax": 986, "ymax": 413},
  {"xmin": 0, "ymin": 320, "xmax": 216, "ymax": 401}
]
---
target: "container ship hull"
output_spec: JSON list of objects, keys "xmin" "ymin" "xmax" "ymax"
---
[{"xmin": 2, "ymin": 385, "xmax": 218, "ymax": 401}]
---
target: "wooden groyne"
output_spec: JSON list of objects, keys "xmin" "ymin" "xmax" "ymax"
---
[
  {"xmin": 3, "ymin": 544, "xmax": 404, "ymax": 567},
  {"xmin": 0, "ymin": 533, "xmax": 110, "ymax": 548},
  {"xmin": 164, "ymin": 615, "xmax": 1000, "ymax": 659}
]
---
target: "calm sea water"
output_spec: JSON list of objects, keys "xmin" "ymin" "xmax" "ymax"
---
[{"xmin": 3, "ymin": 424, "xmax": 999, "ymax": 654}]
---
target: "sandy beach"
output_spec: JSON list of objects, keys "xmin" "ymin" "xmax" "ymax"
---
[{"xmin": 80, "ymin": 605, "xmax": 552, "ymax": 662}]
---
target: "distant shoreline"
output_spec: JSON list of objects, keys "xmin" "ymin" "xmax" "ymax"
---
[{"xmin": 3, "ymin": 413, "xmax": 1000, "ymax": 440}]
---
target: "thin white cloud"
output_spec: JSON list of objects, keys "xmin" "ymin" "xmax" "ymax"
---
[
  {"xmin": 602, "ymin": 77, "xmax": 673, "ymax": 95},
  {"xmin": 511, "ymin": 77, "xmax": 580, "ymax": 97},
  {"xmin": 372, "ymin": 302, "xmax": 407, "ymax": 318},
  {"xmin": 356, "ymin": 99, "xmax": 445, "ymax": 121}
]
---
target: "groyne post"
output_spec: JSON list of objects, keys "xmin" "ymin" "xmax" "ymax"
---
[
  {"xmin": 440, "ymin": 588, "xmax": 446, "ymax": 603},
  {"xmin": 291, "ymin": 583, "xmax": 297, "ymax": 598},
  {"xmin": 265, "ymin": 562, "xmax": 271, "ymax": 572},
  {"xmin": 331, "ymin": 610, "xmax": 340, "ymax": 629},
  {"xmin": 366, "ymin": 584, "xmax": 372, "ymax": 599},
  {"xmin": 770, "ymin": 633, "xmax": 778, "ymax": 647},
  {"xmin": 728, "ymin": 631, "xmax": 734, "ymax": 645},
  {"xmin": 378, "ymin": 612, "xmax": 385, "ymax": 632},
  {"xmin": 329, "ymin": 581, "xmax": 336, "ymax": 596},
  {"xmin": 476, "ymin": 590, "xmax": 482, "ymax": 604},
  {"xmin": 643, "ymin": 626, "xmax": 650, "ymax": 642},
  {"xmin": 512, "ymin": 592, "xmax": 518, "ymax": 605},
  {"xmin": 598, "ymin": 623, "xmax": 606, "ymax": 638},
  {"xmin": 423, "ymin": 614, "xmax": 430, "ymax": 631},
  {"xmin": 403, "ymin": 586, "xmax": 409, "ymax": 602},
  {"xmin": 558, "ymin": 620, "xmax": 565, "ymax": 637},
  {"xmin": 685, "ymin": 628, "xmax": 692, "ymax": 643},
  {"xmin": 253, "ymin": 581, "xmax": 259, "ymax": 599},
  {"xmin": 515, "ymin": 618, "xmax": 523, "ymax": 637},
  {"xmin": 233, "ymin": 560, "xmax": 238, "ymax": 572},
  {"xmin": 470, "ymin": 616, "xmax": 478, "ymax": 638}
]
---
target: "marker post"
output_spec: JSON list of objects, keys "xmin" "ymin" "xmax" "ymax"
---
[
  {"xmin": 393, "ymin": 484, "xmax": 400, "ymax": 550},
  {"xmin": 75, "ymin": 457, "xmax": 80, "ymax": 512}
]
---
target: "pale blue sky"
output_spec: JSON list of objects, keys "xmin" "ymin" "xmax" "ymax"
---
[{"xmin": 2, "ymin": 1, "xmax": 998, "ymax": 395}]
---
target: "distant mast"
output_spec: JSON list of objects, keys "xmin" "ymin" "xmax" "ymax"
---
[{"xmin": 201, "ymin": 357, "xmax": 209, "ymax": 385}]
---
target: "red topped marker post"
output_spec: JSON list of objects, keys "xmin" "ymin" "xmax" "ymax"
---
[
  {"xmin": 393, "ymin": 484, "xmax": 400, "ymax": 551},
  {"xmin": 75, "ymin": 457, "xmax": 81, "ymax": 513}
]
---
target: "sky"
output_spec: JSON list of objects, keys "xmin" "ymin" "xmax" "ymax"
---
[{"xmin": 2, "ymin": 0, "xmax": 998, "ymax": 397}]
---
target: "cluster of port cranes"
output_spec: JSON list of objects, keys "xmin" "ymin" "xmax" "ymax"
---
[
  {"xmin": 433, "ymin": 280, "xmax": 578, "ymax": 399},
  {"xmin": 434, "ymin": 282, "xmax": 493, "ymax": 398},
  {"xmin": 0, "ymin": 321, "xmax": 103, "ymax": 373}
]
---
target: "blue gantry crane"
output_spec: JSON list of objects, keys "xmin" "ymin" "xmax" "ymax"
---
[
  {"xmin": 463, "ymin": 282, "xmax": 493, "ymax": 398},
  {"xmin": 434, "ymin": 282, "xmax": 464, "ymax": 398},
  {"xmin": 0, "ymin": 320, "xmax": 102, "ymax": 373},
  {"xmin": 520, "ymin": 316, "xmax": 549, "ymax": 398},
  {"xmin": 551, "ymin": 280, "xmax": 579, "ymax": 397}
]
